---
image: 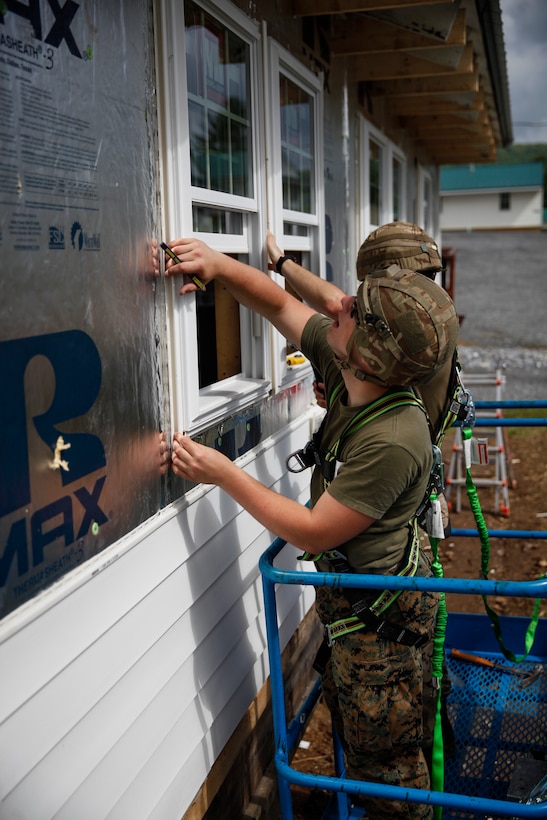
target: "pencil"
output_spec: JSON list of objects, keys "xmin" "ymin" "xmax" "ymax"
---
[{"xmin": 160, "ymin": 242, "xmax": 206, "ymax": 291}]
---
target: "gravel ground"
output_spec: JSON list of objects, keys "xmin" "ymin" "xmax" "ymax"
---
[{"xmin": 441, "ymin": 230, "xmax": 547, "ymax": 401}]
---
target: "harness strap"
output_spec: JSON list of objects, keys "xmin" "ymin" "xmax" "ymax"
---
[
  {"xmin": 303, "ymin": 520, "xmax": 426, "ymax": 648},
  {"xmin": 326, "ymin": 607, "xmax": 429, "ymax": 649},
  {"xmin": 322, "ymin": 388, "xmax": 427, "ymax": 487},
  {"xmin": 328, "ymin": 519, "xmax": 424, "ymax": 645}
]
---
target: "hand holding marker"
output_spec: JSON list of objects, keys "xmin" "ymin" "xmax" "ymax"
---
[{"xmin": 161, "ymin": 242, "xmax": 206, "ymax": 291}]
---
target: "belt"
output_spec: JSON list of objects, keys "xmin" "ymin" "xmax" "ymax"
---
[{"xmin": 322, "ymin": 519, "xmax": 427, "ymax": 648}]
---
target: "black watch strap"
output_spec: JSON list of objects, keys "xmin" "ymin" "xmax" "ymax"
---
[{"xmin": 275, "ymin": 254, "xmax": 297, "ymax": 275}]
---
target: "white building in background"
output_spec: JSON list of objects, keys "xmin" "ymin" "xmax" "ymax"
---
[{"xmin": 440, "ymin": 162, "xmax": 544, "ymax": 231}]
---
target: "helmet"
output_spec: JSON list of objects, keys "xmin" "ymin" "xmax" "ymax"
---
[
  {"xmin": 352, "ymin": 266, "xmax": 458, "ymax": 386},
  {"xmin": 356, "ymin": 222, "xmax": 442, "ymax": 280}
]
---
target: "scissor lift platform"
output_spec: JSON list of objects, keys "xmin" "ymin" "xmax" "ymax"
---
[
  {"xmin": 308, "ymin": 613, "xmax": 547, "ymax": 820},
  {"xmin": 311, "ymin": 612, "xmax": 547, "ymax": 819},
  {"xmin": 260, "ymin": 543, "xmax": 547, "ymax": 819}
]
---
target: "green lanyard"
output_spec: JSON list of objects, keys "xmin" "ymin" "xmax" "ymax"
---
[{"xmin": 461, "ymin": 426, "xmax": 542, "ymax": 662}]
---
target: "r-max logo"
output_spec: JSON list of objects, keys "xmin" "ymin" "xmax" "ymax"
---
[
  {"xmin": 0, "ymin": 330, "xmax": 107, "ymax": 585},
  {"xmin": 0, "ymin": 0, "xmax": 83, "ymax": 59}
]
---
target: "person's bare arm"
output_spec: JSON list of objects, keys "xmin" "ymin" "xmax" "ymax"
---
[
  {"xmin": 164, "ymin": 237, "xmax": 316, "ymax": 351},
  {"xmin": 172, "ymin": 433, "xmax": 374, "ymax": 552},
  {"xmin": 266, "ymin": 231, "xmax": 346, "ymax": 320}
]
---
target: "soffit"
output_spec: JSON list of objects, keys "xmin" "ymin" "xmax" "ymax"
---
[{"xmin": 292, "ymin": 0, "xmax": 511, "ymax": 164}]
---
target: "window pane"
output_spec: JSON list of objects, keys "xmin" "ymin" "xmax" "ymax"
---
[
  {"xmin": 192, "ymin": 206, "xmax": 243, "ymax": 234},
  {"xmin": 188, "ymin": 101, "xmax": 207, "ymax": 187},
  {"xmin": 283, "ymin": 222, "xmax": 308, "ymax": 238},
  {"xmin": 423, "ymin": 176, "xmax": 433, "ymax": 230},
  {"xmin": 393, "ymin": 157, "xmax": 401, "ymax": 221},
  {"xmin": 280, "ymin": 75, "xmax": 314, "ymax": 214},
  {"xmin": 185, "ymin": 0, "xmax": 252, "ymax": 197},
  {"xmin": 369, "ymin": 139, "xmax": 381, "ymax": 225},
  {"xmin": 197, "ymin": 265, "xmax": 242, "ymax": 388}
]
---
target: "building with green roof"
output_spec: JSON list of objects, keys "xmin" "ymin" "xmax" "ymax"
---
[{"xmin": 440, "ymin": 162, "xmax": 544, "ymax": 231}]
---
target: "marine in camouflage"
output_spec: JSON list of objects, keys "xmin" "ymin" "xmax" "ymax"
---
[{"xmin": 357, "ymin": 222, "xmax": 442, "ymax": 280}]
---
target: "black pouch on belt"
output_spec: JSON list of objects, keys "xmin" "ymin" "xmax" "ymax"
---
[{"xmin": 312, "ymin": 638, "xmax": 332, "ymax": 675}]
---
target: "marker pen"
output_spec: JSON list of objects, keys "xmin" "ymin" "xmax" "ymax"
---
[{"xmin": 160, "ymin": 242, "xmax": 206, "ymax": 291}]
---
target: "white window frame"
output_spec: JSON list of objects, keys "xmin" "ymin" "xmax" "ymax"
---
[
  {"xmin": 264, "ymin": 35, "xmax": 325, "ymax": 391},
  {"xmin": 157, "ymin": 0, "xmax": 270, "ymax": 435},
  {"xmin": 358, "ymin": 116, "xmax": 407, "ymax": 240},
  {"xmin": 417, "ymin": 165, "xmax": 434, "ymax": 236},
  {"xmin": 391, "ymin": 147, "xmax": 407, "ymax": 224}
]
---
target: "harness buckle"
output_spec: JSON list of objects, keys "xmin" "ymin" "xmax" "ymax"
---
[{"xmin": 285, "ymin": 439, "xmax": 322, "ymax": 473}]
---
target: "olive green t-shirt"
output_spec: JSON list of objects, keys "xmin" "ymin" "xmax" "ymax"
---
[{"xmin": 301, "ymin": 314, "xmax": 433, "ymax": 574}]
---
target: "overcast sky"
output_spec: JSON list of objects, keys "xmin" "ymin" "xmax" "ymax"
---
[{"xmin": 499, "ymin": 0, "xmax": 547, "ymax": 144}]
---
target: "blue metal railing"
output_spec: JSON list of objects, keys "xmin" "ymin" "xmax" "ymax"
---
[{"xmin": 259, "ymin": 405, "xmax": 547, "ymax": 819}]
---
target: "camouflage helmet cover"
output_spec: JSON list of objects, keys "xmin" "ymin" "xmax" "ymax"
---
[
  {"xmin": 356, "ymin": 221, "xmax": 442, "ymax": 280},
  {"xmin": 353, "ymin": 266, "xmax": 458, "ymax": 386}
]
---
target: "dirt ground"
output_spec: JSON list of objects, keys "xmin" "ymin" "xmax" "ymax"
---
[{"xmin": 291, "ymin": 422, "xmax": 547, "ymax": 818}]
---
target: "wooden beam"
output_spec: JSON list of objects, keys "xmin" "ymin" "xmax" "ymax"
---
[
  {"xmin": 387, "ymin": 94, "xmax": 483, "ymax": 122},
  {"xmin": 331, "ymin": 7, "xmax": 466, "ymax": 55},
  {"xmin": 369, "ymin": 66, "xmax": 479, "ymax": 97},
  {"xmin": 402, "ymin": 116, "xmax": 482, "ymax": 132},
  {"xmin": 423, "ymin": 138, "xmax": 496, "ymax": 156},
  {"xmin": 347, "ymin": 40, "xmax": 472, "ymax": 81},
  {"xmin": 384, "ymin": 92, "xmax": 482, "ymax": 116},
  {"xmin": 403, "ymin": 108, "xmax": 491, "ymax": 129},
  {"xmin": 292, "ymin": 0, "xmax": 456, "ymax": 17},
  {"xmin": 433, "ymin": 149, "xmax": 497, "ymax": 163},
  {"xmin": 414, "ymin": 116, "xmax": 495, "ymax": 137},
  {"xmin": 416, "ymin": 130, "xmax": 495, "ymax": 145}
]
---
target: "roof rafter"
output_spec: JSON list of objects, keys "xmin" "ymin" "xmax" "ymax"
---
[
  {"xmin": 292, "ymin": 0, "xmax": 456, "ymax": 16},
  {"xmin": 331, "ymin": 7, "xmax": 466, "ymax": 55}
]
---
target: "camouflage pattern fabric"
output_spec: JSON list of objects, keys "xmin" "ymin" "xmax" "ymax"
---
[
  {"xmin": 318, "ymin": 552, "xmax": 440, "ymax": 819},
  {"xmin": 353, "ymin": 266, "xmax": 459, "ymax": 386},
  {"xmin": 357, "ymin": 222, "xmax": 442, "ymax": 280}
]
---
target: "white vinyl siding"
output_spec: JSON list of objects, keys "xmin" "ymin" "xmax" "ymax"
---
[{"xmin": 0, "ymin": 416, "xmax": 316, "ymax": 819}]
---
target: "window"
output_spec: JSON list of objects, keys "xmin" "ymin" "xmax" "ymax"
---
[
  {"xmin": 392, "ymin": 153, "xmax": 405, "ymax": 222},
  {"xmin": 358, "ymin": 117, "xmax": 406, "ymax": 239},
  {"xmin": 369, "ymin": 138, "xmax": 382, "ymax": 228},
  {"xmin": 265, "ymin": 40, "xmax": 324, "ymax": 390},
  {"xmin": 159, "ymin": 0, "xmax": 269, "ymax": 433},
  {"xmin": 185, "ymin": 4, "xmax": 252, "ymax": 197},
  {"xmin": 280, "ymin": 76, "xmax": 314, "ymax": 214},
  {"xmin": 500, "ymin": 192, "xmax": 511, "ymax": 210},
  {"xmin": 421, "ymin": 170, "xmax": 434, "ymax": 235}
]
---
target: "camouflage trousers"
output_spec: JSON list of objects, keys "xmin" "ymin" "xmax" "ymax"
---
[{"xmin": 320, "ymin": 585, "xmax": 440, "ymax": 819}]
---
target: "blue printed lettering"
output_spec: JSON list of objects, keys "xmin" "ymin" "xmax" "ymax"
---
[
  {"xmin": 0, "ymin": 0, "xmax": 83, "ymax": 59},
  {"xmin": 1, "ymin": 479, "xmax": 108, "ymax": 585},
  {"xmin": 74, "ymin": 476, "xmax": 108, "ymax": 539},
  {"xmin": 0, "ymin": 519, "xmax": 28, "ymax": 586},
  {"xmin": 31, "ymin": 495, "xmax": 74, "ymax": 567},
  {"xmin": 0, "ymin": 330, "xmax": 105, "ymax": 519}
]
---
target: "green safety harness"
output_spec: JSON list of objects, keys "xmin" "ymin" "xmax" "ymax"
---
[{"xmin": 290, "ymin": 383, "xmax": 432, "ymax": 649}]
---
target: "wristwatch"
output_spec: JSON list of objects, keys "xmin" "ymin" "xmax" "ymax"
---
[{"xmin": 275, "ymin": 254, "xmax": 298, "ymax": 275}]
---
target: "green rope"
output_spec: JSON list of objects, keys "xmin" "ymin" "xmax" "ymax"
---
[
  {"xmin": 429, "ymin": 520, "xmax": 447, "ymax": 814},
  {"xmin": 461, "ymin": 427, "xmax": 542, "ymax": 663}
]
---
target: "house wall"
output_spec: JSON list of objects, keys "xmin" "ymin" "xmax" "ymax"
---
[
  {"xmin": 0, "ymin": 1, "xmax": 442, "ymax": 818},
  {"xmin": 441, "ymin": 189, "xmax": 543, "ymax": 231}
]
